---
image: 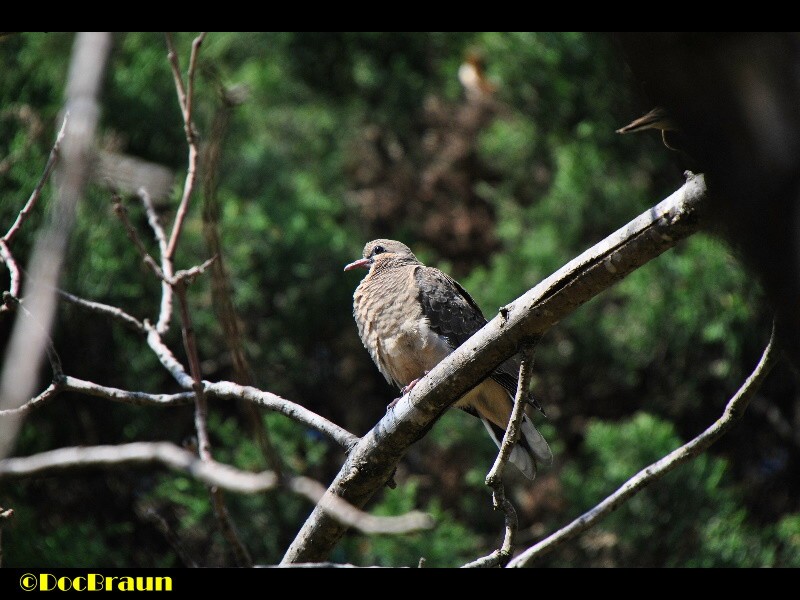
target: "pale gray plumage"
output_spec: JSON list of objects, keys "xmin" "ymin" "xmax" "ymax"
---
[{"xmin": 344, "ymin": 239, "xmax": 552, "ymax": 480}]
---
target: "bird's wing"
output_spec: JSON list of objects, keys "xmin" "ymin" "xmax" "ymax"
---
[
  {"xmin": 415, "ymin": 265, "xmax": 545, "ymax": 413},
  {"xmin": 414, "ymin": 266, "xmax": 488, "ymax": 349}
]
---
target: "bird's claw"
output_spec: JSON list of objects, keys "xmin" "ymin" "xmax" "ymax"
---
[{"xmin": 387, "ymin": 372, "xmax": 430, "ymax": 411}]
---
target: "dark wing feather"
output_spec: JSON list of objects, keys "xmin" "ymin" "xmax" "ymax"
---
[
  {"xmin": 415, "ymin": 266, "xmax": 487, "ymax": 349},
  {"xmin": 415, "ymin": 266, "xmax": 544, "ymax": 412}
]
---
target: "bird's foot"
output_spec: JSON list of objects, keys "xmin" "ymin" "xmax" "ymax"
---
[
  {"xmin": 387, "ymin": 372, "xmax": 430, "ymax": 411},
  {"xmin": 400, "ymin": 371, "xmax": 429, "ymax": 396}
]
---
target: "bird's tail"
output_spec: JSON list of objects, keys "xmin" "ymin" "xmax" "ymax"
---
[{"xmin": 480, "ymin": 413, "xmax": 553, "ymax": 481}]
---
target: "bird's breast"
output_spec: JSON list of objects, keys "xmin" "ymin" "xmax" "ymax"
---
[{"xmin": 354, "ymin": 269, "xmax": 452, "ymax": 387}]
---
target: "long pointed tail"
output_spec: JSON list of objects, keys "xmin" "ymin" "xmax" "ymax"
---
[{"xmin": 479, "ymin": 414, "xmax": 552, "ymax": 481}]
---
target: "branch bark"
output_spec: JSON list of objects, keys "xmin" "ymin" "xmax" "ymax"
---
[
  {"xmin": 0, "ymin": 442, "xmax": 432, "ymax": 535},
  {"xmin": 507, "ymin": 323, "xmax": 778, "ymax": 567},
  {"xmin": 281, "ymin": 173, "xmax": 709, "ymax": 563},
  {"xmin": 0, "ymin": 378, "xmax": 358, "ymax": 453}
]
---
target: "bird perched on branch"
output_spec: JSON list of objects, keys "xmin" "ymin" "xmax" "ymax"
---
[{"xmin": 344, "ymin": 239, "xmax": 552, "ymax": 480}]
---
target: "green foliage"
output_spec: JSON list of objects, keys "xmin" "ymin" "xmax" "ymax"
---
[
  {"xmin": 337, "ymin": 480, "xmax": 482, "ymax": 567},
  {"xmin": 557, "ymin": 413, "xmax": 799, "ymax": 567}
]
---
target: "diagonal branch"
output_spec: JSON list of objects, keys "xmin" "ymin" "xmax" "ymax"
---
[
  {"xmin": 205, "ymin": 382, "xmax": 359, "ymax": 451},
  {"xmin": 58, "ymin": 289, "xmax": 145, "ymax": 332},
  {"xmin": 3, "ymin": 114, "xmax": 69, "ymax": 245},
  {"xmin": 0, "ymin": 442, "xmax": 433, "ymax": 535},
  {"xmin": 507, "ymin": 323, "xmax": 779, "ymax": 567},
  {"xmin": 112, "ymin": 195, "xmax": 165, "ymax": 279},
  {"xmin": 281, "ymin": 173, "xmax": 709, "ymax": 564}
]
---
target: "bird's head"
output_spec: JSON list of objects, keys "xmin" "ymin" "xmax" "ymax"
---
[{"xmin": 343, "ymin": 239, "xmax": 419, "ymax": 273}]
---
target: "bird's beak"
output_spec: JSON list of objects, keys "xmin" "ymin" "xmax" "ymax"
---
[{"xmin": 343, "ymin": 258, "xmax": 371, "ymax": 272}]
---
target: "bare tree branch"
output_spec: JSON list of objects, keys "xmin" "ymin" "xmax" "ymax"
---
[
  {"xmin": 58, "ymin": 289, "xmax": 145, "ymax": 332},
  {"xmin": 164, "ymin": 32, "xmax": 206, "ymax": 261},
  {"xmin": 172, "ymin": 256, "xmax": 217, "ymax": 285},
  {"xmin": 64, "ymin": 376, "xmax": 193, "ymax": 406},
  {"xmin": 0, "ymin": 442, "xmax": 433, "ymax": 535},
  {"xmin": 0, "ymin": 375, "xmax": 358, "ymax": 455},
  {"xmin": 462, "ymin": 340, "xmax": 538, "ymax": 568},
  {"xmin": 145, "ymin": 322, "xmax": 194, "ymax": 389},
  {"xmin": 0, "ymin": 375, "xmax": 359, "ymax": 455},
  {"xmin": 199, "ymin": 82, "xmax": 283, "ymax": 478},
  {"xmin": 205, "ymin": 382, "xmax": 359, "ymax": 451},
  {"xmin": 507, "ymin": 323, "xmax": 779, "ymax": 567},
  {"xmin": 112, "ymin": 195, "xmax": 165, "ymax": 279},
  {"xmin": 160, "ymin": 31, "xmax": 252, "ymax": 567},
  {"xmin": 3, "ymin": 115, "xmax": 68, "ymax": 245},
  {"xmin": 164, "ymin": 33, "xmax": 187, "ymax": 115},
  {"xmin": 282, "ymin": 173, "xmax": 709, "ymax": 564},
  {"xmin": 0, "ymin": 382, "xmax": 60, "ymax": 417},
  {"xmin": 137, "ymin": 505, "xmax": 199, "ymax": 568},
  {"xmin": 0, "ymin": 33, "xmax": 111, "ymax": 460},
  {"xmin": 137, "ymin": 188, "xmax": 174, "ymax": 334}
]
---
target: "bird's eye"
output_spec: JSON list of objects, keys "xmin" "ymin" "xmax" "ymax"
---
[{"xmin": 372, "ymin": 245, "xmax": 385, "ymax": 256}]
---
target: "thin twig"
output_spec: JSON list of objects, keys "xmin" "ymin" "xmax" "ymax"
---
[
  {"xmin": 210, "ymin": 484, "xmax": 252, "ymax": 567},
  {"xmin": 173, "ymin": 283, "xmax": 212, "ymax": 459},
  {"xmin": 0, "ymin": 382, "xmax": 60, "ymax": 417},
  {"xmin": 165, "ymin": 32, "xmax": 206, "ymax": 261},
  {"xmin": 173, "ymin": 279, "xmax": 252, "ymax": 566},
  {"xmin": 112, "ymin": 195, "xmax": 165, "ymax": 279},
  {"xmin": 463, "ymin": 340, "xmax": 537, "ymax": 568},
  {"xmin": 172, "ymin": 256, "xmax": 217, "ymax": 285},
  {"xmin": 58, "ymin": 289, "xmax": 145, "ymax": 332},
  {"xmin": 162, "ymin": 32, "xmax": 249, "ymax": 565},
  {"xmin": 184, "ymin": 34, "xmax": 206, "ymax": 139},
  {"xmin": 201, "ymin": 83, "xmax": 284, "ymax": 478},
  {"xmin": 3, "ymin": 115, "xmax": 68, "ymax": 245},
  {"xmin": 138, "ymin": 188, "xmax": 174, "ymax": 334},
  {"xmin": 205, "ymin": 382, "xmax": 359, "ymax": 451},
  {"xmin": 137, "ymin": 506, "xmax": 199, "ymax": 568},
  {"xmin": 0, "ymin": 442, "xmax": 433, "ymax": 535},
  {"xmin": 164, "ymin": 33, "xmax": 187, "ymax": 114},
  {"xmin": 508, "ymin": 324, "xmax": 779, "ymax": 567}
]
